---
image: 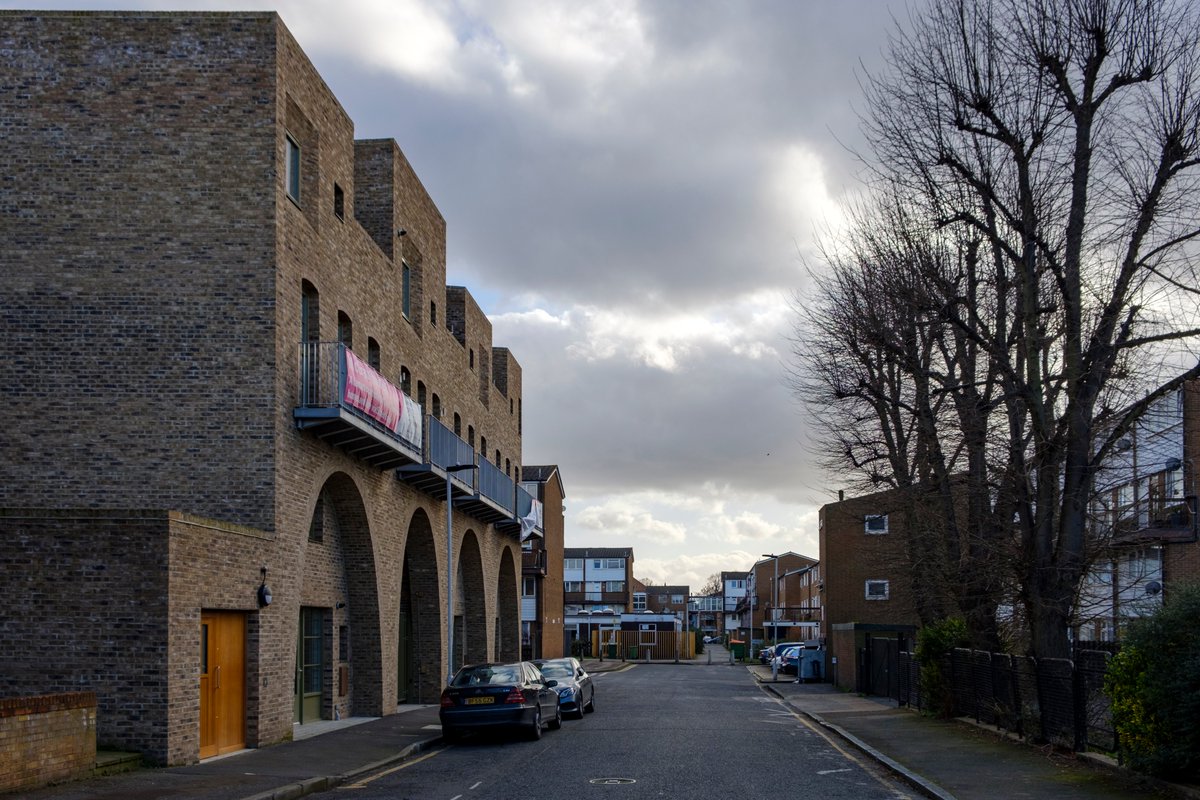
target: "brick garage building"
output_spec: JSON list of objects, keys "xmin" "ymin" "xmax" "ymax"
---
[{"xmin": 0, "ymin": 11, "xmax": 531, "ymax": 765}]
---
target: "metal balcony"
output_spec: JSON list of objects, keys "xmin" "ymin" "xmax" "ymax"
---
[
  {"xmin": 397, "ymin": 417, "xmax": 515, "ymax": 527},
  {"xmin": 293, "ymin": 342, "xmax": 423, "ymax": 470}
]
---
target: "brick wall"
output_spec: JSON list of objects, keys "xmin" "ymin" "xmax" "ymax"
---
[
  {"xmin": 819, "ymin": 489, "xmax": 922, "ymax": 638},
  {"xmin": 0, "ymin": 692, "xmax": 97, "ymax": 794}
]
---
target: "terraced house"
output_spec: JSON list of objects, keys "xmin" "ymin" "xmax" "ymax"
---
[{"xmin": 0, "ymin": 11, "xmax": 541, "ymax": 765}]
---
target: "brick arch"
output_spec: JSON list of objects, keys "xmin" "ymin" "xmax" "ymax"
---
[
  {"xmin": 316, "ymin": 472, "xmax": 383, "ymax": 715},
  {"xmin": 456, "ymin": 529, "xmax": 488, "ymax": 666},
  {"xmin": 400, "ymin": 509, "xmax": 441, "ymax": 704},
  {"xmin": 496, "ymin": 546, "xmax": 520, "ymax": 662}
]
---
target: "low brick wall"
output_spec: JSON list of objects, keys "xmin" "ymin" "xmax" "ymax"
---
[{"xmin": 0, "ymin": 692, "xmax": 97, "ymax": 794}]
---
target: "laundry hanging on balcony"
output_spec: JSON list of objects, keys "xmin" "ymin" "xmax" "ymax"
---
[{"xmin": 519, "ymin": 498, "xmax": 544, "ymax": 541}]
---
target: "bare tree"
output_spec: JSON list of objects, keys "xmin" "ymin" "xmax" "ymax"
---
[
  {"xmin": 698, "ymin": 573, "xmax": 723, "ymax": 597},
  {"xmin": 805, "ymin": 0, "xmax": 1200, "ymax": 659}
]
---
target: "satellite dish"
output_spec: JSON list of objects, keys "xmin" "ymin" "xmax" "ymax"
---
[{"xmin": 1145, "ymin": 581, "xmax": 1162, "ymax": 596}]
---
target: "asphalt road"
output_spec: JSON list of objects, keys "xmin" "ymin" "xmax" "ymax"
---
[{"xmin": 330, "ymin": 663, "xmax": 917, "ymax": 799}]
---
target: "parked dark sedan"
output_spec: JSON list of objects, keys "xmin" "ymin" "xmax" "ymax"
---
[
  {"xmin": 439, "ymin": 661, "xmax": 562, "ymax": 742},
  {"xmin": 532, "ymin": 657, "xmax": 595, "ymax": 719}
]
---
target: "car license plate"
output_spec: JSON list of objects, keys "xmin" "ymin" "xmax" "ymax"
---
[{"xmin": 465, "ymin": 697, "xmax": 494, "ymax": 705}]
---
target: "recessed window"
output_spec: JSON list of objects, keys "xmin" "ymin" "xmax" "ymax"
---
[
  {"xmin": 417, "ymin": 381, "xmax": 427, "ymax": 410},
  {"xmin": 367, "ymin": 338, "xmax": 380, "ymax": 371},
  {"xmin": 401, "ymin": 263, "xmax": 411, "ymax": 320},
  {"xmin": 865, "ymin": 580, "xmax": 889, "ymax": 600},
  {"xmin": 480, "ymin": 435, "xmax": 488, "ymax": 457},
  {"xmin": 865, "ymin": 514, "xmax": 889, "ymax": 534},
  {"xmin": 454, "ymin": 413, "xmax": 462, "ymax": 437},
  {"xmin": 432, "ymin": 393, "xmax": 442, "ymax": 420},
  {"xmin": 309, "ymin": 493, "xmax": 325, "ymax": 543},
  {"xmin": 333, "ymin": 182, "xmax": 345, "ymax": 220},
  {"xmin": 468, "ymin": 426, "xmax": 475, "ymax": 447},
  {"xmin": 400, "ymin": 367, "xmax": 412, "ymax": 395},
  {"xmin": 469, "ymin": 349, "xmax": 475, "ymax": 369},
  {"xmin": 337, "ymin": 311, "xmax": 353, "ymax": 351},
  {"xmin": 285, "ymin": 135, "xmax": 301, "ymax": 205},
  {"xmin": 430, "ymin": 301, "xmax": 437, "ymax": 325}
]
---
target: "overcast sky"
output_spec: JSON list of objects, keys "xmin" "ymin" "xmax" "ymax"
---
[{"xmin": 8, "ymin": 0, "xmax": 914, "ymax": 588}]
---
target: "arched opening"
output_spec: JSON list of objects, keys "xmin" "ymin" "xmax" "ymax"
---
[
  {"xmin": 298, "ymin": 472, "xmax": 382, "ymax": 722},
  {"xmin": 399, "ymin": 509, "xmax": 441, "ymax": 704},
  {"xmin": 456, "ymin": 530, "xmax": 488, "ymax": 667},
  {"xmin": 496, "ymin": 547, "xmax": 520, "ymax": 662}
]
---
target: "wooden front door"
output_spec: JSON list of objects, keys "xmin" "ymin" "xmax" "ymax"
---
[{"xmin": 199, "ymin": 611, "xmax": 246, "ymax": 759}]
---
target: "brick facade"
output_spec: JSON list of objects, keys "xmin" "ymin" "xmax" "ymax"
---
[
  {"xmin": 0, "ymin": 693, "xmax": 97, "ymax": 794},
  {"xmin": 1, "ymin": 11, "xmax": 529, "ymax": 766},
  {"xmin": 819, "ymin": 488, "xmax": 923, "ymax": 690}
]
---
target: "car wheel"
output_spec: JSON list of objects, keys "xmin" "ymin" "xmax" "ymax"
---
[
  {"xmin": 442, "ymin": 726, "xmax": 459, "ymax": 744},
  {"xmin": 528, "ymin": 707, "xmax": 542, "ymax": 741},
  {"xmin": 584, "ymin": 691, "xmax": 595, "ymax": 713},
  {"xmin": 549, "ymin": 703, "xmax": 562, "ymax": 730}
]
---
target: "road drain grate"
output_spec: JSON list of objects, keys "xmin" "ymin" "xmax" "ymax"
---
[{"xmin": 589, "ymin": 778, "xmax": 637, "ymax": 785}]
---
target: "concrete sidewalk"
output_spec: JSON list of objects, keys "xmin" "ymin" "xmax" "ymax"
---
[{"xmin": 750, "ymin": 663, "xmax": 1199, "ymax": 800}]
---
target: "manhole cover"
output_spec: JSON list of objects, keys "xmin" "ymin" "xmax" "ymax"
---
[{"xmin": 589, "ymin": 778, "xmax": 637, "ymax": 785}]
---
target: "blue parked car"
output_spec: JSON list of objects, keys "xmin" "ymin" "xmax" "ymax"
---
[
  {"xmin": 532, "ymin": 657, "xmax": 596, "ymax": 719},
  {"xmin": 439, "ymin": 661, "xmax": 562, "ymax": 742}
]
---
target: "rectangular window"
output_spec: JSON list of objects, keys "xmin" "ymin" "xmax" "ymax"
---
[
  {"xmin": 633, "ymin": 594, "xmax": 646, "ymax": 611},
  {"xmin": 564, "ymin": 558, "xmax": 584, "ymax": 571},
  {"xmin": 401, "ymin": 263, "xmax": 411, "ymax": 319},
  {"xmin": 593, "ymin": 559, "xmax": 602, "ymax": 569},
  {"xmin": 333, "ymin": 182, "xmax": 344, "ymax": 220},
  {"xmin": 522, "ymin": 577, "xmax": 536, "ymax": 596},
  {"xmin": 285, "ymin": 135, "xmax": 301, "ymax": 204},
  {"xmin": 606, "ymin": 558, "xmax": 624, "ymax": 569},
  {"xmin": 564, "ymin": 581, "xmax": 582, "ymax": 592},
  {"xmin": 606, "ymin": 581, "xmax": 625, "ymax": 592},
  {"xmin": 865, "ymin": 514, "xmax": 889, "ymax": 534},
  {"xmin": 865, "ymin": 580, "xmax": 890, "ymax": 600},
  {"xmin": 671, "ymin": 594, "xmax": 684, "ymax": 604}
]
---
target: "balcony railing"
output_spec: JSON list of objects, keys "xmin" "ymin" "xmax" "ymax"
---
[
  {"xmin": 522, "ymin": 549, "xmax": 547, "ymax": 575},
  {"xmin": 1112, "ymin": 496, "xmax": 1196, "ymax": 544},
  {"xmin": 478, "ymin": 457, "xmax": 515, "ymax": 516},
  {"xmin": 764, "ymin": 607, "xmax": 821, "ymax": 624},
  {"xmin": 294, "ymin": 341, "xmax": 423, "ymax": 469}
]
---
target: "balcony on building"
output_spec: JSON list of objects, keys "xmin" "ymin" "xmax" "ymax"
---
[
  {"xmin": 1111, "ymin": 492, "xmax": 1197, "ymax": 547},
  {"xmin": 398, "ymin": 416, "xmax": 517, "ymax": 527},
  {"xmin": 521, "ymin": 548, "xmax": 548, "ymax": 576},
  {"xmin": 293, "ymin": 341, "xmax": 423, "ymax": 469}
]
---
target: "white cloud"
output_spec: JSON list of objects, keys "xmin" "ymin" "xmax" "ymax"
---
[{"xmin": 573, "ymin": 499, "xmax": 687, "ymax": 544}]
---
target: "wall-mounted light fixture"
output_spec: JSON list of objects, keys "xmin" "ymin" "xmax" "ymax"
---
[{"xmin": 257, "ymin": 566, "xmax": 273, "ymax": 608}]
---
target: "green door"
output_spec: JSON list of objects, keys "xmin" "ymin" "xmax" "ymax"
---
[{"xmin": 295, "ymin": 607, "xmax": 324, "ymax": 723}]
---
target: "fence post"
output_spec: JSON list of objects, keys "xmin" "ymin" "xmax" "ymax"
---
[{"xmin": 1072, "ymin": 658, "xmax": 1086, "ymax": 752}]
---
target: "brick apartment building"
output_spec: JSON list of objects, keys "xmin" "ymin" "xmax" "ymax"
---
[
  {"xmin": 819, "ymin": 489, "xmax": 921, "ymax": 692},
  {"xmin": 519, "ymin": 465, "xmax": 566, "ymax": 660},
  {"xmin": 0, "ymin": 11, "xmax": 536, "ymax": 765},
  {"xmin": 742, "ymin": 552, "xmax": 817, "ymax": 647}
]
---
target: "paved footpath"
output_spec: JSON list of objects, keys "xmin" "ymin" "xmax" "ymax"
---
[{"xmin": 751, "ymin": 663, "xmax": 1199, "ymax": 800}]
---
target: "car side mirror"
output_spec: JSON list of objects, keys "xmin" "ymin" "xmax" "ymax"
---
[{"xmin": 545, "ymin": 679, "xmax": 558, "ymax": 687}]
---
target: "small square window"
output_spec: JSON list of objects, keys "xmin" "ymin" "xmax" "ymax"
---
[
  {"xmin": 285, "ymin": 135, "xmax": 301, "ymax": 205},
  {"xmin": 865, "ymin": 514, "xmax": 889, "ymax": 534},
  {"xmin": 865, "ymin": 580, "xmax": 889, "ymax": 600}
]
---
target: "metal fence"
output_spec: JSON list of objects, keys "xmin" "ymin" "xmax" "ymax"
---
[{"xmin": 898, "ymin": 646, "xmax": 1117, "ymax": 753}]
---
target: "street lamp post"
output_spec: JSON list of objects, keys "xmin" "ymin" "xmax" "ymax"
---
[
  {"xmin": 762, "ymin": 554, "xmax": 780, "ymax": 649},
  {"xmin": 445, "ymin": 462, "xmax": 477, "ymax": 685}
]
